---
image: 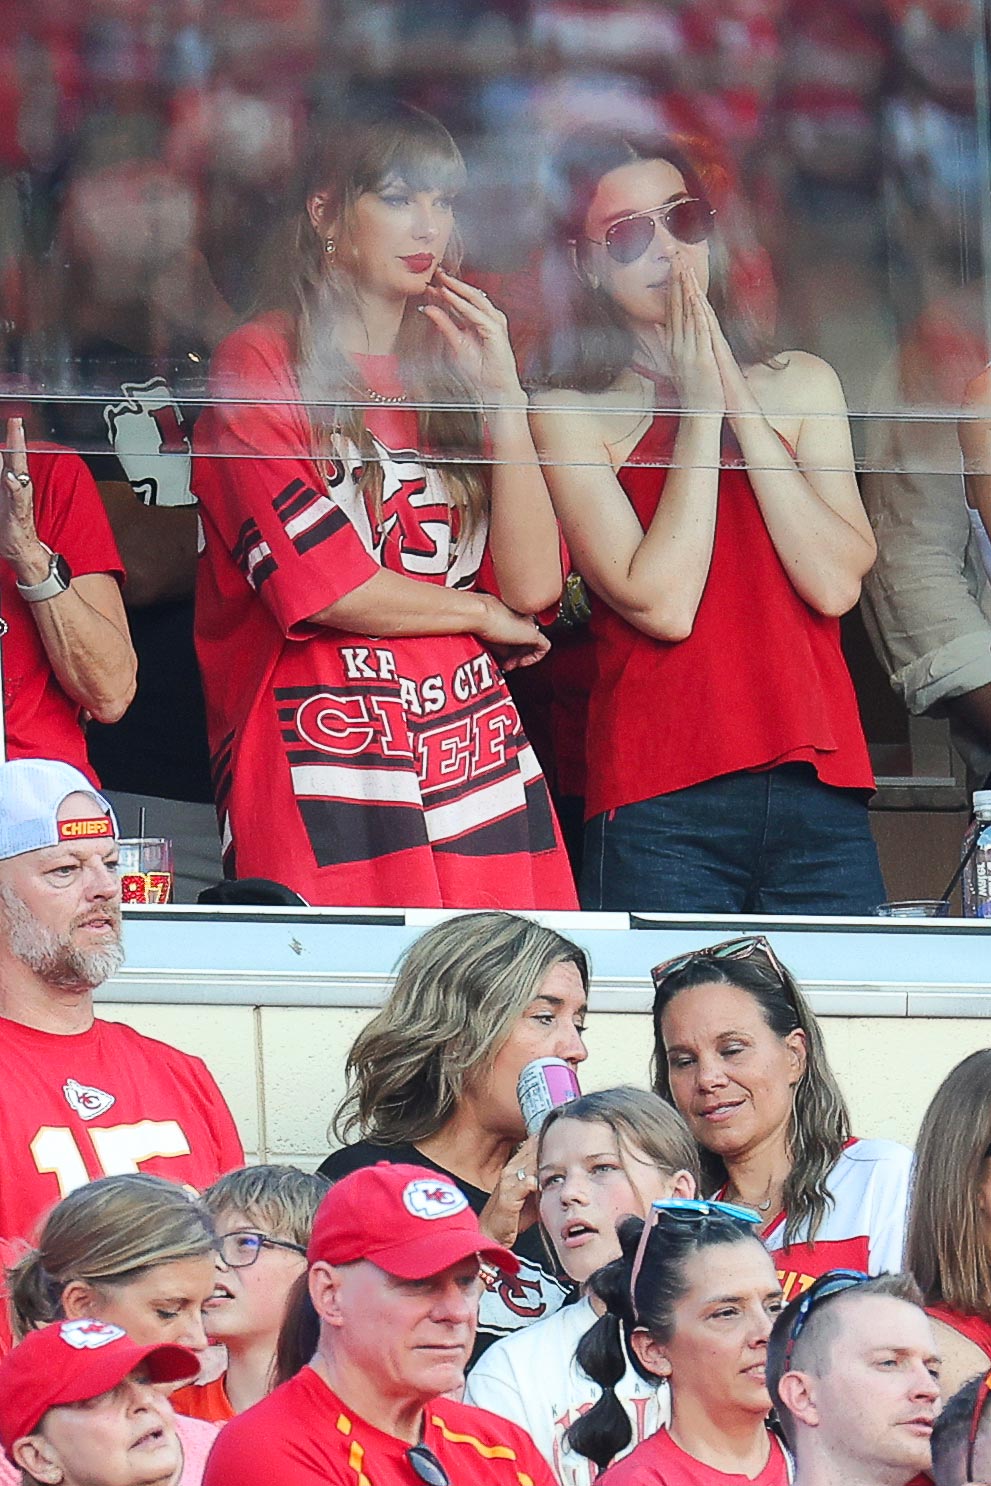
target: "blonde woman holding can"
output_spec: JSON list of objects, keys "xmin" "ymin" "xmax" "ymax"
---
[{"xmin": 319, "ymin": 910, "xmax": 589, "ymax": 1361}]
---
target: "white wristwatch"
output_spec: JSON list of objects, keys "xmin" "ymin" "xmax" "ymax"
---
[{"xmin": 16, "ymin": 544, "xmax": 73, "ymax": 603}]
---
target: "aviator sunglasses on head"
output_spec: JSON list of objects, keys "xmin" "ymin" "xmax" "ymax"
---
[{"xmin": 582, "ymin": 197, "xmax": 716, "ymax": 265}]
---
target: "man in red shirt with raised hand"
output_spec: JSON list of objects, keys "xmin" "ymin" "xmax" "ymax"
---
[
  {"xmin": 203, "ymin": 1162, "xmax": 559, "ymax": 1486},
  {"xmin": 0, "ymin": 757, "xmax": 243, "ymax": 1315}
]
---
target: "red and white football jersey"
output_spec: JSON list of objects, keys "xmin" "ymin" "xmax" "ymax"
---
[
  {"xmin": 192, "ymin": 316, "xmax": 577, "ymax": 909},
  {"xmin": 0, "ymin": 1013, "xmax": 243, "ymax": 1346},
  {"xmin": 720, "ymin": 1138, "xmax": 913, "ymax": 1303}
]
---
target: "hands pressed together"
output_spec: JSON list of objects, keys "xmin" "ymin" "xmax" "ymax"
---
[{"xmin": 661, "ymin": 255, "xmax": 755, "ymax": 419}]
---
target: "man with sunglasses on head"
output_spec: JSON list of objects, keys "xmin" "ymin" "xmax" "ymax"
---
[
  {"xmin": 766, "ymin": 1271, "xmax": 942, "ymax": 1486},
  {"xmin": 930, "ymin": 1371, "xmax": 991, "ymax": 1486},
  {"xmin": 203, "ymin": 1163, "xmax": 558, "ymax": 1486}
]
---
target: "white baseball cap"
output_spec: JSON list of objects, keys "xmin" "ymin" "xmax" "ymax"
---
[{"xmin": 0, "ymin": 759, "xmax": 118, "ymax": 862}]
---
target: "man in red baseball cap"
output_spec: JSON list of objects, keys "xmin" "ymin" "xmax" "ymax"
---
[
  {"xmin": 0, "ymin": 1317, "xmax": 198, "ymax": 1485},
  {"xmin": 203, "ymin": 1163, "xmax": 558, "ymax": 1486}
]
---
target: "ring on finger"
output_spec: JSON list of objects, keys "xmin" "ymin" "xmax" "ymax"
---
[
  {"xmin": 14, "ymin": 472, "xmax": 30, "ymax": 487},
  {"xmin": 516, "ymin": 1167, "xmax": 528, "ymax": 1183}
]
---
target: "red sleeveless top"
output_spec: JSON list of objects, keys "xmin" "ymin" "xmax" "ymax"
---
[{"xmin": 584, "ymin": 414, "xmax": 874, "ymax": 819}]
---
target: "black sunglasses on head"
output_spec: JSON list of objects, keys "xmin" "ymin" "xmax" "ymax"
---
[
  {"xmin": 582, "ymin": 197, "xmax": 716, "ymax": 265},
  {"xmin": 780, "ymin": 1269, "xmax": 871, "ymax": 1371}
]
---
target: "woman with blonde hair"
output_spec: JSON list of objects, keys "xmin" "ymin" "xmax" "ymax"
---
[
  {"xmin": 465, "ymin": 1087, "xmax": 700, "ymax": 1486},
  {"xmin": 3, "ymin": 1173, "xmax": 220, "ymax": 1485},
  {"xmin": 318, "ymin": 910, "xmax": 589, "ymax": 1359},
  {"xmin": 906, "ymin": 1049, "xmax": 991, "ymax": 1401},
  {"xmin": 194, "ymin": 98, "xmax": 575, "ymax": 908}
]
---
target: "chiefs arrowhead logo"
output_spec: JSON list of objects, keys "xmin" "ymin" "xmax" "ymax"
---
[
  {"xmin": 402, "ymin": 1178, "xmax": 469, "ymax": 1220},
  {"xmin": 59, "ymin": 1320, "xmax": 126, "ymax": 1350},
  {"xmin": 63, "ymin": 1078, "xmax": 115, "ymax": 1120}
]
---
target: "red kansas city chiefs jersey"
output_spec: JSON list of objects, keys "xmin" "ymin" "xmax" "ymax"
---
[
  {"xmin": 204, "ymin": 1368, "xmax": 557, "ymax": 1486},
  {"xmin": 0, "ymin": 1014, "xmax": 243, "ymax": 1282},
  {"xmin": 719, "ymin": 1138, "xmax": 913, "ymax": 1304},
  {"xmin": 193, "ymin": 316, "xmax": 576, "ymax": 909}
]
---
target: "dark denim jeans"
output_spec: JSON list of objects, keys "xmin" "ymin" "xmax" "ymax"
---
[{"xmin": 580, "ymin": 764, "xmax": 886, "ymax": 914}]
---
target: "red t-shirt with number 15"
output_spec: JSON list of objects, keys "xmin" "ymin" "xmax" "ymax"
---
[{"xmin": 0, "ymin": 1013, "xmax": 243, "ymax": 1352}]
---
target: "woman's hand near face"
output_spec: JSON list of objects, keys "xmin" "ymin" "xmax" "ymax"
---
[
  {"xmin": 662, "ymin": 257, "xmax": 724, "ymax": 415},
  {"xmin": 478, "ymin": 1135, "xmax": 540, "ymax": 1246},
  {"xmin": 420, "ymin": 272, "xmax": 526, "ymax": 407}
]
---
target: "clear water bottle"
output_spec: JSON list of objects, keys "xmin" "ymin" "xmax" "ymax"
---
[{"xmin": 962, "ymin": 790, "xmax": 991, "ymax": 917}]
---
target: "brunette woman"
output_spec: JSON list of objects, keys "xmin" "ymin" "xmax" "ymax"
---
[
  {"xmin": 465, "ymin": 1087, "xmax": 700, "ymax": 1486},
  {"xmin": 906, "ymin": 1049, "xmax": 991, "ymax": 1401},
  {"xmin": 318, "ymin": 910, "xmax": 589, "ymax": 1359},
  {"xmin": 570, "ymin": 1202, "xmax": 787, "ymax": 1483},
  {"xmin": 531, "ymin": 131, "xmax": 883, "ymax": 913},
  {"xmin": 194, "ymin": 101, "xmax": 575, "ymax": 908},
  {"xmin": 4, "ymin": 1174, "xmax": 220, "ymax": 1486},
  {"xmin": 652, "ymin": 935, "xmax": 911, "ymax": 1298}
]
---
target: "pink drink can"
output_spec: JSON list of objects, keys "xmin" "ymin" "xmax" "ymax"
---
[{"xmin": 517, "ymin": 1058, "xmax": 581, "ymax": 1136}]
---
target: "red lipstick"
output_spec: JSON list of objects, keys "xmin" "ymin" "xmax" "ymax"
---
[{"xmin": 401, "ymin": 254, "xmax": 434, "ymax": 273}]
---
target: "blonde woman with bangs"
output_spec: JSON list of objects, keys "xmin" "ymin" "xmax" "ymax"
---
[
  {"xmin": 906, "ymin": 1049, "xmax": 991, "ymax": 1401},
  {"xmin": 318, "ymin": 911, "xmax": 589, "ymax": 1364},
  {"xmin": 193, "ymin": 99, "xmax": 574, "ymax": 908},
  {"xmin": 3, "ymin": 1173, "xmax": 220, "ymax": 1486}
]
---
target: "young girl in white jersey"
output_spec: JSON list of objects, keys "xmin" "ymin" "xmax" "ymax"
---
[{"xmin": 464, "ymin": 1087, "xmax": 699, "ymax": 1486}]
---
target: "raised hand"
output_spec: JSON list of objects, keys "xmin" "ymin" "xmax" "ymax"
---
[
  {"xmin": 419, "ymin": 271, "xmax": 526, "ymax": 406},
  {"xmin": 0, "ymin": 418, "xmax": 44, "ymax": 572},
  {"xmin": 477, "ymin": 1134, "xmax": 539, "ymax": 1246},
  {"xmin": 688, "ymin": 269, "xmax": 759, "ymax": 418},
  {"xmin": 660, "ymin": 255, "xmax": 725, "ymax": 415}
]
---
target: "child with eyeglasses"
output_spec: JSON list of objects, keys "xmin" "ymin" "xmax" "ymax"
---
[
  {"xmin": 530, "ymin": 129, "xmax": 884, "ymax": 916},
  {"xmin": 170, "ymin": 1165, "xmax": 328, "ymax": 1425},
  {"xmin": 568, "ymin": 1200, "xmax": 789, "ymax": 1485}
]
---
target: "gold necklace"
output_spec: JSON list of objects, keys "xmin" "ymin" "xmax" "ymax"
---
[{"xmin": 363, "ymin": 386, "xmax": 409, "ymax": 405}]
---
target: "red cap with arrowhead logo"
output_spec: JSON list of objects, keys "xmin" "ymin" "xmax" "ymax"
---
[
  {"xmin": 307, "ymin": 1163, "xmax": 519, "ymax": 1280},
  {"xmin": 0, "ymin": 1321, "xmax": 198, "ymax": 1460}
]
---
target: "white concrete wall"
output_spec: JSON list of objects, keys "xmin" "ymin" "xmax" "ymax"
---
[{"xmin": 98, "ymin": 1001, "xmax": 991, "ymax": 1170}]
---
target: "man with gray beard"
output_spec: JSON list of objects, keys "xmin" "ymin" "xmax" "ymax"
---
[{"xmin": 0, "ymin": 757, "xmax": 243, "ymax": 1349}]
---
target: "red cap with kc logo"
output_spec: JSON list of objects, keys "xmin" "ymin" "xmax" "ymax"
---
[
  {"xmin": 308, "ymin": 1163, "xmax": 520, "ymax": 1279},
  {"xmin": 0, "ymin": 1320, "xmax": 198, "ymax": 1460}
]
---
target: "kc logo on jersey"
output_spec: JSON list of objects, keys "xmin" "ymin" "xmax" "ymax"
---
[
  {"xmin": 402, "ymin": 1178, "xmax": 469, "ymax": 1221},
  {"xmin": 59, "ymin": 1320, "xmax": 126, "ymax": 1350},
  {"xmin": 63, "ymin": 1078, "xmax": 116, "ymax": 1120}
]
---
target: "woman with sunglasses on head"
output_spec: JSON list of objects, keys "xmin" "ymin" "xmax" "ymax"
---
[
  {"xmin": 194, "ymin": 100, "xmax": 576, "ymax": 909},
  {"xmin": 906, "ymin": 1049, "xmax": 991, "ymax": 1405},
  {"xmin": 3, "ymin": 1173, "xmax": 221, "ymax": 1485},
  {"xmin": 316, "ymin": 911, "xmax": 589, "ymax": 1365},
  {"xmin": 531, "ymin": 131, "xmax": 882, "ymax": 913},
  {"xmin": 568, "ymin": 1201, "xmax": 788, "ymax": 1484},
  {"xmin": 464, "ymin": 1087, "xmax": 700, "ymax": 1486},
  {"xmin": 651, "ymin": 937, "xmax": 911, "ymax": 1303}
]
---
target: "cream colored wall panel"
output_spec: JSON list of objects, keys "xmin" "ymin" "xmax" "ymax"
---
[
  {"xmin": 98, "ymin": 1003, "xmax": 261, "ymax": 1157},
  {"xmin": 576, "ymin": 1013, "xmax": 654, "ymax": 1095},
  {"xmin": 821, "ymin": 1018, "xmax": 990, "ymax": 1148},
  {"xmin": 259, "ymin": 1007, "xmax": 374, "ymax": 1160}
]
